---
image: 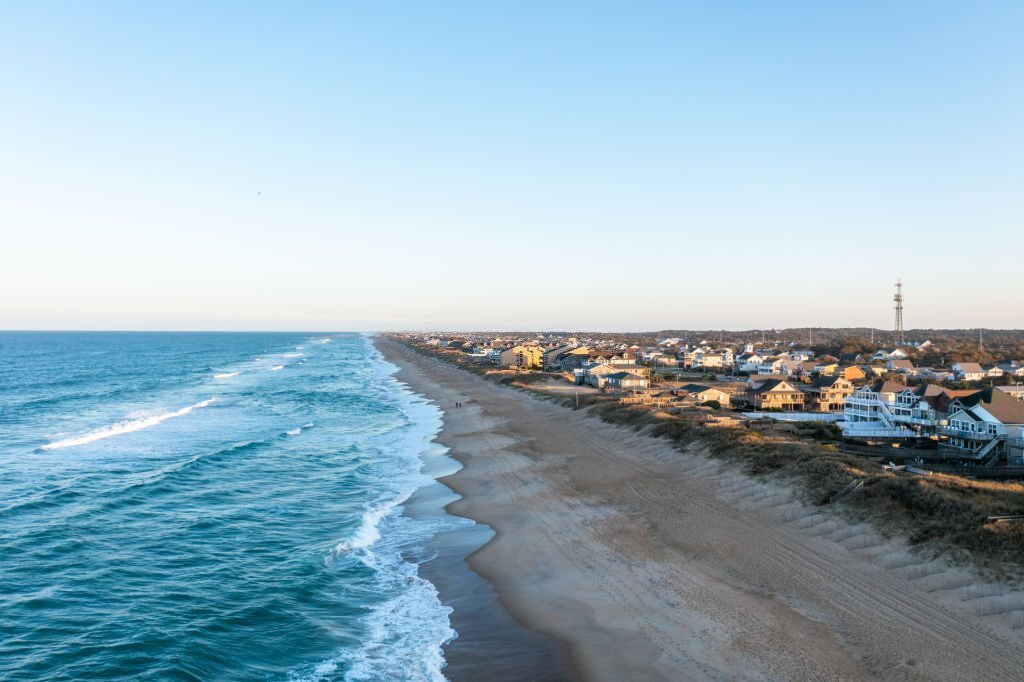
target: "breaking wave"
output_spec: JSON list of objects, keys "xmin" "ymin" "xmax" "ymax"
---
[{"xmin": 41, "ymin": 399, "xmax": 217, "ymax": 451}]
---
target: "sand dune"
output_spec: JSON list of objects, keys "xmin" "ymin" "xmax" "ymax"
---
[{"xmin": 378, "ymin": 338, "xmax": 1024, "ymax": 681}]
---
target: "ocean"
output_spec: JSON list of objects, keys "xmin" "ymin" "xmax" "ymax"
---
[{"xmin": 0, "ymin": 332, "xmax": 469, "ymax": 681}]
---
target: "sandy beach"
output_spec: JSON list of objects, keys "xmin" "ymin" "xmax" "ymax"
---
[{"xmin": 377, "ymin": 337, "xmax": 1024, "ymax": 681}]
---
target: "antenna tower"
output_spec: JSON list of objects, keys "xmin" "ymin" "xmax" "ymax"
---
[{"xmin": 893, "ymin": 280, "xmax": 905, "ymax": 346}]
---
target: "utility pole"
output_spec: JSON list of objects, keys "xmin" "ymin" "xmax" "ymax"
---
[
  {"xmin": 893, "ymin": 280, "xmax": 905, "ymax": 346},
  {"xmin": 979, "ymin": 329, "xmax": 984, "ymax": 352}
]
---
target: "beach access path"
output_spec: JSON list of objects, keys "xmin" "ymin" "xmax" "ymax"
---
[{"xmin": 377, "ymin": 337, "xmax": 1024, "ymax": 681}]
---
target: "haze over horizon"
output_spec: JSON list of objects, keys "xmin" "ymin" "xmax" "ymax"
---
[{"xmin": 2, "ymin": 2, "xmax": 1021, "ymax": 331}]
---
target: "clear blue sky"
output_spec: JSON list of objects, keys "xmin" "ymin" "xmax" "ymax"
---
[{"xmin": 1, "ymin": 2, "xmax": 1021, "ymax": 331}]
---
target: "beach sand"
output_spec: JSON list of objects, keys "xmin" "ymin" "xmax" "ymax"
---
[{"xmin": 378, "ymin": 337, "xmax": 1024, "ymax": 681}]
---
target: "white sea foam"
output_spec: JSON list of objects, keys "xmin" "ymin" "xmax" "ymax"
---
[
  {"xmin": 270, "ymin": 365, "xmax": 285, "ymax": 371},
  {"xmin": 290, "ymin": 337, "xmax": 459, "ymax": 682},
  {"xmin": 327, "ymin": 496, "xmax": 407, "ymax": 559},
  {"xmin": 42, "ymin": 398, "xmax": 217, "ymax": 451},
  {"xmin": 283, "ymin": 352, "xmax": 304, "ymax": 358},
  {"xmin": 285, "ymin": 427, "xmax": 302, "ymax": 436},
  {"xmin": 341, "ymin": 568, "xmax": 452, "ymax": 682},
  {"xmin": 213, "ymin": 371, "xmax": 240, "ymax": 379}
]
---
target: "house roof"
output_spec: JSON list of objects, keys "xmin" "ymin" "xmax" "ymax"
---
[
  {"xmin": 868, "ymin": 380, "xmax": 907, "ymax": 395},
  {"xmin": 679, "ymin": 383, "xmax": 720, "ymax": 394},
  {"xmin": 955, "ymin": 362, "xmax": 985, "ymax": 373},
  {"xmin": 811, "ymin": 376, "xmax": 849, "ymax": 389},
  {"xmin": 889, "ymin": 359, "xmax": 915, "ymax": 369},
  {"xmin": 953, "ymin": 389, "xmax": 1024, "ymax": 425},
  {"xmin": 605, "ymin": 371, "xmax": 644, "ymax": 381},
  {"xmin": 750, "ymin": 379, "xmax": 799, "ymax": 394}
]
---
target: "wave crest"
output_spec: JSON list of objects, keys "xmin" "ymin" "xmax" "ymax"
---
[{"xmin": 41, "ymin": 399, "xmax": 217, "ymax": 451}]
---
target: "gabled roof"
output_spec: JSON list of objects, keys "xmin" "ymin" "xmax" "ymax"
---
[
  {"xmin": 867, "ymin": 380, "xmax": 906, "ymax": 395},
  {"xmin": 953, "ymin": 388, "xmax": 1024, "ymax": 425},
  {"xmin": 955, "ymin": 362, "xmax": 985, "ymax": 373},
  {"xmin": 750, "ymin": 378, "xmax": 800, "ymax": 394}
]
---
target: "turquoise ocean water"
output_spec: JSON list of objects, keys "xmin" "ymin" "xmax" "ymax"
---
[{"xmin": 0, "ymin": 332, "xmax": 466, "ymax": 681}]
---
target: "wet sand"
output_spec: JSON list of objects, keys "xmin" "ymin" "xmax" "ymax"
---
[{"xmin": 379, "ymin": 337, "xmax": 1024, "ymax": 681}]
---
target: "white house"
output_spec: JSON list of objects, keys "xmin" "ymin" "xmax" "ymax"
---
[{"xmin": 952, "ymin": 362, "xmax": 986, "ymax": 382}]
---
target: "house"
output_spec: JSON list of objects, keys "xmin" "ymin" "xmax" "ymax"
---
[
  {"xmin": 841, "ymin": 381, "xmax": 918, "ymax": 439},
  {"xmin": 735, "ymin": 353, "xmax": 766, "ymax": 373},
  {"xmin": 755, "ymin": 357, "xmax": 788, "ymax": 375},
  {"xmin": 747, "ymin": 378, "xmax": 806, "ymax": 411},
  {"xmin": 583, "ymin": 362, "xmax": 622, "ymax": 388},
  {"xmin": 916, "ymin": 367, "xmax": 955, "ymax": 382},
  {"xmin": 812, "ymin": 362, "xmax": 839, "ymax": 376},
  {"xmin": 997, "ymin": 384, "xmax": 1024, "ymax": 397},
  {"xmin": 952, "ymin": 362, "xmax": 986, "ymax": 382},
  {"xmin": 544, "ymin": 345, "xmax": 588, "ymax": 371},
  {"xmin": 803, "ymin": 376, "xmax": 854, "ymax": 413},
  {"xmin": 839, "ymin": 365, "xmax": 867, "ymax": 382},
  {"xmin": 603, "ymin": 371, "xmax": 649, "ymax": 392},
  {"xmin": 559, "ymin": 353, "xmax": 590, "ymax": 372},
  {"xmin": 678, "ymin": 384, "xmax": 731, "ymax": 407},
  {"xmin": 984, "ymin": 365, "xmax": 1005, "ymax": 378},
  {"xmin": 997, "ymin": 362, "xmax": 1024, "ymax": 377},
  {"xmin": 941, "ymin": 389, "xmax": 1024, "ymax": 460},
  {"xmin": 543, "ymin": 345, "xmax": 577, "ymax": 370},
  {"xmin": 839, "ymin": 353, "xmax": 866, "ymax": 365},
  {"xmin": 873, "ymin": 349, "xmax": 909, "ymax": 361},
  {"xmin": 887, "ymin": 359, "xmax": 916, "ymax": 375},
  {"xmin": 497, "ymin": 345, "xmax": 544, "ymax": 370}
]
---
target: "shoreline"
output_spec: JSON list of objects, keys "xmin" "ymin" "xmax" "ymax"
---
[
  {"xmin": 377, "ymin": 336, "xmax": 1024, "ymax": 681},
  {"xmin": 385, "ymin": 346, "xmax": 575, "ymax": 681}
]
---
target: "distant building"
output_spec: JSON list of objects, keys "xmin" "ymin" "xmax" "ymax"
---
[
  {"xmin": 497, "ymin": 345, "xmax": 544, "ymax": 370},
  {"xmin": 952, "ymin": 362, "xmax": 986, "ymax": 382}
]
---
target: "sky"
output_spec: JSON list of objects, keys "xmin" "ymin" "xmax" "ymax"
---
[{"xmin": 1, "ymin": 1, "xmax": 1021, "ymax": 331}]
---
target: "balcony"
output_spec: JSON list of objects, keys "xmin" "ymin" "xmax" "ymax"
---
[
  {"xmin": 938, "ymin": 426, "xmax": 999, "ymax": 441},
  {"xmin": 893, "ymin": 415, "xmax": 938, "ymax": 427},
  {"xmin": 844, "ymin": 407, "xmax": 881, "ymax": 418}
]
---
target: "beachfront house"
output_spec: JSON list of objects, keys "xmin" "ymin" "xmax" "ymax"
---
[
  {"xmin": 497, "ymin": 345, "xmax": 544, "ymax": 370},
  {"xmin": 747, "ymin": 378, "xmax": 805, "ymax": 411},
  {"xmin": 678, "ymin": 384, "xmax": 731, "ymax": 407},
  {"xmin": 603, "ymin": 371, "xmax": 650, "ymax": 392},
  {"xmin": 940, "ymin": 389, "xmax": 1024, "ymax": 462},
  {"xmin": 803, "ymin": 376, "xmax": 854, "ymax": 413}
]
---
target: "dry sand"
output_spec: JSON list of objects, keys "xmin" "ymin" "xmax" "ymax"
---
[{"xmin": 378, "ymin": 338, "xmax": 1024, "ymax": 681}]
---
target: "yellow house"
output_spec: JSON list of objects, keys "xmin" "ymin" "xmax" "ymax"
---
[
  {"xmin": 813, "ymin": 363, "xmax": 839, "ymax": 376},
  {"xmin": 497, "ymin": 345, "xmax": 544, "ymax": 369}
]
